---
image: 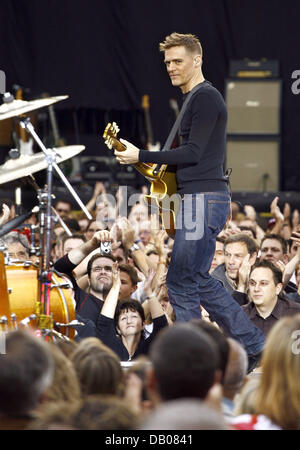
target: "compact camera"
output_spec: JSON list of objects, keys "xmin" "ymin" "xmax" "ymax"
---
[{"xmin": 100, "ymin": 241, "xmax": 111, "ymax": 255}]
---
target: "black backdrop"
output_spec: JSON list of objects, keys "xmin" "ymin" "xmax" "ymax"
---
[{"xmin": 1, "ymin": 0, "xmax": 300, "ymax": 191}]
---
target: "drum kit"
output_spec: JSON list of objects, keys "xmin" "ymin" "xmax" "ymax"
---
[{"xmin": 0, "ymin": 93, "xmax": 92, "ymax": 340}]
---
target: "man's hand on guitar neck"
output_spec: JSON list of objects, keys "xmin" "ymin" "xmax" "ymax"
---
[{"xmin": 114, "ymin": 139, "xmax": 140, "ymax": 164}]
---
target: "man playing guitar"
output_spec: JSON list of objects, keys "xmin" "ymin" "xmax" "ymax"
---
[{"xmin": 113, "ymin": 32, "xmax": 264, "ymax": 370}]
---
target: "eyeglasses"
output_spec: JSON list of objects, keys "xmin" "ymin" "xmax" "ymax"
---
[{"xmin": 91, "ymin": 266, "xmax": 112, "ymax": 273}]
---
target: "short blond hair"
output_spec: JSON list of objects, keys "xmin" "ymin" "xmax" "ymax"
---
[{"xmin": 159, "ymin": 32, "xmax": 202, "ymax": 56}]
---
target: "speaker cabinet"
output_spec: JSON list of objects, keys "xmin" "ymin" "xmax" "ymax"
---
[
  {"xmin": 226, "ymin": 139, "xmax": 280, "ymax": 192},
  {"xmin": 225, "ymin": 79, "xmax": 281, "ymax": 134}
]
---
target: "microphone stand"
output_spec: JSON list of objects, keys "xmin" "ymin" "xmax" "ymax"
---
[{"xmin": 18, "ymin": 116, "xmax": 92, "ymax": 334}]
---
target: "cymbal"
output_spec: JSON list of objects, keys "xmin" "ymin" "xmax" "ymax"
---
[
  {"xmin": 0, "ymin": 145, "xmax": 85, "ymax": 184},
  {"xmin": 0, "ymin": 95, "xmax": 69, "ymax": 121}
]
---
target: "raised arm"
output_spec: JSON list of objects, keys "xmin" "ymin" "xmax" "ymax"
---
[
  {"xmin": 270, "ymin": 196, "xmax": 284, "ymax": 235},
  {"xmin": 0, "ymin": 203, "xmax": 10, "ymax": 227},
  {"xmin": 85, "ymin": 181, "xmax": 107, "ymax": 212},
  {"xmin": 101, "ymin": 262, "xmax": 121, "ymax": 319},
  {"xmin": 243, "ymin": 204, "xmax": 265, "ymax": 245},
  {"xmin": 143, "ymin": 269, "xmax": 166, "ymax": 321},
  {"xmin": 282, "ymin": 202, "xmax": 292, "ymax": 240},
  {"xmin": 151, "ymin": 229, "xmax": 168, "ymax": 290},
  {"xmin": 120, "ymin": 218, "xmax": 149, "ymax": 277}
]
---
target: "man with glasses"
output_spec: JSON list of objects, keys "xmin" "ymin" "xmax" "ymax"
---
[{"xmin": 54, "ymin": 230, "xmax": 114, "ymax": 324}]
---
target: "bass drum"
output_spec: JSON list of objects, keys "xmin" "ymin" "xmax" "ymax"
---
[{"xmin": 6, "ymin": 263, "xmax": 75, "ymax": 339}]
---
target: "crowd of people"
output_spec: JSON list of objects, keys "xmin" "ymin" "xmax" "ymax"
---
[
  {"xmin": 1, "ymin": 31, "xmax": 300, "ymax": 432},
  {"xmin": 1, "ymin": 180, "xmax": 300, "ymax": 430}
]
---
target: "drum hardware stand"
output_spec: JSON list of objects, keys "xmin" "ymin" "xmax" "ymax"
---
[
  {"xmin": 26, "ymin": 176, "xmax": 73, "ymax": 241},
  {"xmin": 55, "ymin": 319, "xmax": 85, "ymax": 328},
  {"xmin": 42, "ymin": 328, "xmax": 71, "ymax": 342},
  {"xmin": 29, "ymin": 224, "xmax": 41, "ymax": 256},
  {"xmin": 0, "ymin": 316, "xmax": 8, "ymax": 333},
  {"xmin": 0, "ymin": 240, "xmax": 9, "ymax": 264},
  {"xmin": 0, "ymin": 242, "xmax": 11, "ymax": 321},
  {"xmin": 18, "ymin": 116, "xmax": 92, "ymax": 338},
  {"xmin": 10, "ymin": 313, "xmax": 18, "ymax": 330},
  {"xmin": 0, "ymin": 314, "xmax": 20, "ymax": 332},
  {"xmin": 19, "ymin": 314, "xmax": 37, "ymax": 327},
  {"xmin": 50, "ymin": 320, "xmax": 85, "ymax": 341},
  {"xmin": 50, "ymin": 281, "xmax": 72, "ymax": 290}
]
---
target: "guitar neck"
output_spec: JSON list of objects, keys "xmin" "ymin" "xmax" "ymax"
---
[{"xmin": 109, "ymin": 137, "xmax": 127, "ymax": 152}]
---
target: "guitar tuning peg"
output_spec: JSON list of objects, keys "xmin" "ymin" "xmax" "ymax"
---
[{"xmin": 112, "ymin": 122, "xmax": 119, "ymax": 133}]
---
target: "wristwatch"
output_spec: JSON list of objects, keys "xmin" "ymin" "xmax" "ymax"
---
[{"xmin": 129, "ymin": 243, "xmax": 140, "ymax": 253}]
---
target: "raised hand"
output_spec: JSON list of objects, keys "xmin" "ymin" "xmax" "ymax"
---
[
  {"xmin": 144, "ymin": 268, "xmax": 156, "ymax": 297},
  {"xmin": 91, "ymin": 229, "xmax": 112, "ymax": 246},
  {"xmin": 283, "ymin": 202, "xmax": 291, "ymax": 222},
  {"xmin": 273, "ymin": 260, "xmax": 286, "ymax": 274},
  {"xmin": 237, "ymin": 254, "xmax": 252, "ymax": 292},
  {"xmin": 153, "ymin": 229, "xmax": 168, "ymax": 260},
  {"xmin": 111, "ymin": 261, "xmax": 121, "ymax": 289},
  {"xmin": 244, "ymin": 204, "xmax": 256, "ymax": 222},
  {"xmin": 270, "ymin": 196, "xmax": 284, "ymax": 222},
  {"xmin": 0, "ymin": 203, "xmax": 10, "ymax": 226},
  {"xmin": 94, "ymin": 181, "xmax": 106, "ymax": 197}
]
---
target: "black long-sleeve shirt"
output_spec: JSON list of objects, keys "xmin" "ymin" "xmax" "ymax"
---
[
  {"xmin": 139, "ymin": 81, "xmax": 228, "ymax": 194},
  {"xmin": 96, "ymin": 313, "xmax": 168, "ymax": 361}
]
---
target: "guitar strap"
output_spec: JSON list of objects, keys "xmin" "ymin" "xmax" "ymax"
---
[{"xmin": 152, "ymin": 81, "xmax": 208, "ymax": 175}]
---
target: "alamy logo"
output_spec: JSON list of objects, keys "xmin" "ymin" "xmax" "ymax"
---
[
  {"xmin": 291, "ymin": 330, "xmax": 300, "ymax": 355},
  {"xmin": 95, "ymin": 186, "xmax": 205, "ymax": 240},
  {"xmin": 291, "ymin": 70, "xmax": 300, "ymax": 95},
  {"xmin": 0, "ymin": 70, "xmax": 5, "ymax": 94}
]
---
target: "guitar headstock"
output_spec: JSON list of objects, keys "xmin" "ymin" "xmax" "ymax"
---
[
  {"xmin": 103, "ymin": 122, "xmax": 126, "ymax": 153},
  {"xmin": 103, "ymin": 122, "xmax": 120, "ymax": 149}
]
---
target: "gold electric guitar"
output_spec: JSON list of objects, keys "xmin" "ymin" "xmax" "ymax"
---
[{"xmin": 103, "ymin": 122, "xmax": 180, "ymax": 238}]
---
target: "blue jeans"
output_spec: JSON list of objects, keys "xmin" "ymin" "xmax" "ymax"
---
[{"xmin": 166, "ymin": 192, "xmax": 264, "ymax": 356}]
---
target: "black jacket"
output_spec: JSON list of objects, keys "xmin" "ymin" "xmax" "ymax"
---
[{"xmin": 96, "ymin": 314, "xmax": 168, "ymax": 361}]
